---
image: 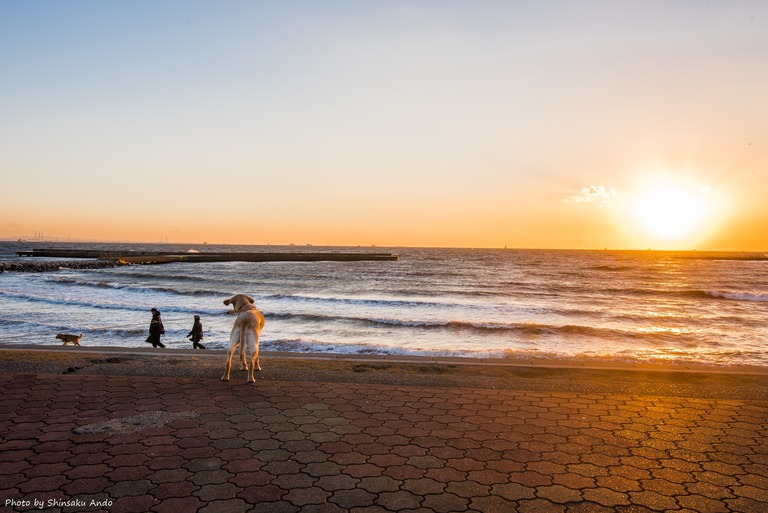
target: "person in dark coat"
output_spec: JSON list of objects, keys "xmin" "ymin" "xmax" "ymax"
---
[
  {"xmin": 187, "ymin": 315, "xmax": 206, "ymax": 349},
  {"xmin": 145, "ymin": 307, "xmax": 166, "ymax": 348}
]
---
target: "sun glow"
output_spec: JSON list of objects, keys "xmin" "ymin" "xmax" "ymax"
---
[
  {"xmin": 619, "ymin": 174, "xmax": 728, "ymax": 249},
  {"xmin": 632, "ymin": 184, "xmax": 709, "ymax": 239}
]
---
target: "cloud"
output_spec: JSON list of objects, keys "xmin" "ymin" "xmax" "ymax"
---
[{"xmin": 563, "ymin": 185, "xmax": 617, "ymax": 206}]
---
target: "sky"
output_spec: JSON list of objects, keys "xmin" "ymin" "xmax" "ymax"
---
[{"xmin": 1, "ymin": 0, "xmax": 767, "ymax": 250}]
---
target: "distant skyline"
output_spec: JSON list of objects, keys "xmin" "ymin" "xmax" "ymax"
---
[{"xmin": 2, "ymin": 1, "xmax": 767, "ymax": 250}]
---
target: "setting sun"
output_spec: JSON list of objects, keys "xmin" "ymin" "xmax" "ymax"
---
[{"xmin": 632, "ymin": 184, "xmax": 710, "ymax": 239}]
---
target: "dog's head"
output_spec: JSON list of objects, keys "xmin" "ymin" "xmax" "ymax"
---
[
  {"xmin": 55, "ymin": 333, "xmax": 66, "ymax": 340},
  {"xmin": 224, "ymin": 294, "xmax": 255, "ymax": 311}
]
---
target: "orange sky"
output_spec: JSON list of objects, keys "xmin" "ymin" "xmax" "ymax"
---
[{"xmin": 2, "ymin": 2, "xmax": 767, "ymax": 250}]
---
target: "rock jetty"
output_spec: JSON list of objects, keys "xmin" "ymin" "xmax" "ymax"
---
[{"xmin": 0, "ymin": 260, "xmax": 125, "ymax": 273}]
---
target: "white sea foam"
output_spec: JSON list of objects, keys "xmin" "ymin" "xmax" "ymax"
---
[{"xmin": 707, "ymin": 290, "xmax": 768, "ymax": 302}]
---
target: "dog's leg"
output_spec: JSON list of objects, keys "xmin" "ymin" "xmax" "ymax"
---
[
  {"xmin": 254, "ymin": 328, "xmax": 262, "ymax": 372},
  {"xmin": 248, "ymin": 354, "xmax": 257, "ymax": 383},
  {"xmin": 223, "ymin": 324, "xmax": 243, "ymax": 381},
  {"xmin": 238, "ymin": 328, "xmax": 248, "ymax": 371},
  {"xmin": 222, "ymin": 345, "xmax": 236, "ymax": 381},
  {"xmin": 247, "ymin": 331, "xmax": 261, "ymax": 384}
]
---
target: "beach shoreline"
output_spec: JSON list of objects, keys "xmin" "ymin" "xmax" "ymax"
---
[{"xmin": 2, "ymin": 345, "xmax": 766, "ymax": 401}]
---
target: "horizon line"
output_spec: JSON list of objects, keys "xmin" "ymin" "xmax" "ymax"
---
[{"xmin": 2, "ymin": 238, "xmax": 766, "ymax": 254}]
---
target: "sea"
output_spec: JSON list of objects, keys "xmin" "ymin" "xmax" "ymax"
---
[{"xmin": 1, "ymin": 242, "xmax": 767, "ymax": 368}]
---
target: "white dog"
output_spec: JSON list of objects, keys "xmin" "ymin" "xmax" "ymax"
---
[{"xmin": 222, "ymin": 294, "xmax": 265, "ymax": 383}]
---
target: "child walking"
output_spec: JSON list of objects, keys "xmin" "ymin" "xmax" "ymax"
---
[{"xmin": 187, "ymin": 315, "xmax": 206, "ymax": 349}]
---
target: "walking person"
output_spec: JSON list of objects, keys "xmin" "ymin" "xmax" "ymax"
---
[
  {"xmin": 145, "ymin": 307, "xmax": 166, "ymax": 348},
  {"xmin": 187, "ymin": 315, "xmax": 206, "ymax": 349}
]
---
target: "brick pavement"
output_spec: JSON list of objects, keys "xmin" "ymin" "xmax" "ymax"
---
[{"xmin": 0, "ymin": 371, "xmax": 766, "ymax": 512}]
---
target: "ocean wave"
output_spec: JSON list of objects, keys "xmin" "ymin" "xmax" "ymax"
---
[
  {"xmin": 0, "ymin": 290, "xmax": 226, "ymax": 316},
  {"xmin": 89, "ymin": 270, "xmax": 209, "ymax": 282},
  {"xmin": 261, "ymin": 338, "xmax": 510, "ymax": 359},
  {"xmin": 705, "ymin": 290, "xmax": 768, "ymax": 302},
  {"xmin": 268, "ymin": 311, "xmax": 684, "ymax": 342},
  {"xmin": 270, "ymin": 311, "xmax": 533, "ymax": 333},
  {"xmin": 596, "ymin": 287, "xmax": 766, "ymax": 302},
  {"xmin": 589, "ymin": 265, "xmax": 635, "ymax": 272},
  {"xmin": 47, "ymin": 277, "xmax": 228, "ymax": 297},
  {"xmin": 264, "ymin": 293, "xmax": 452, "ymax": 309},
  {"xmin": 0, "ymin": 317, "xmax": 148, "ymax": 338}
]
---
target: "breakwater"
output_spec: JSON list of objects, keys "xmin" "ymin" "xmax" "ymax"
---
[
  {"xmin": 1, "ymin": 260, "xmax": 125, "ymax": 273},
  {"xmin": 10, "ymin": 247, "xmax": 399, "ymax": 271}
]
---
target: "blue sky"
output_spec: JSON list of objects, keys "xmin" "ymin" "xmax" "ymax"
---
[{"xmin": 2, "ymin": 1, "xmax": 767, "ymax": 249}]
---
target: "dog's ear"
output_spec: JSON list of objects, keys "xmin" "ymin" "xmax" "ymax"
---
[{"xmin": 246, "ymin": 295, "xmax": 255, "ymax": 304}]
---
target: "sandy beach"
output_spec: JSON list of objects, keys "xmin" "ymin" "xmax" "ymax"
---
[
  {"xmin": 1, "ymin": 345, "xmax": 767, "ymax": 399},
  {"xmin": 1, "ymin": 345, "xmax": 767, "ymax": 512}
]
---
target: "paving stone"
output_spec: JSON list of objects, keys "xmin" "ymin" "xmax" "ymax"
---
[
  {"xmin": 110, "ymin": 494, "xmax": 159, "ymax": 513},
  {"xmin": 445, "ymin": 480, "xmax": 490, "ymax": 498},
  {"xmin": 401, "ymin": 477, "xmax": 445, "ymax": 495},
  {"xmin": 330, "ymin": 489, "xmax": 377, "ymax": 509},
  {"xmin": 1, "ymin": 364, "xmax": 766, "ymax": 513},
  {"xmin": 24, "ymin": 462, "xmax": 72, "ymax": 478},
  {"xmin": 272, "ymin": 472, "xmax": 317, "ymax": 489},
  {"xmin": 424, "ymin": 467, "xmax": 466, "ymax": 483},
  {"xmin": 628, "ymin": 490, "xmax": 681, "ymax": 511},
  {"xmin": 469, "ymin": 495, "xmax": 520, "ymax": 513},
  {"xmin": 151, "ymin": 496, "xmax": 204, "ymax": 513},
  {"xmin": 581, "ymin": 487, "xmax": 631, "ymax": 507},
  {"xmin": 105, "ymin": 479, "xmax": 153, "ymax": 497},
  {"xmin": 188, "ymin": 469, "xmax": 234, "ymax": 486},
  {"xmin": 17, "ymin": 475, "xmax": 70, "ymax": 494},
  {"xmin": 62, "ymin": 476, "xmax": 112, "ymax": 495},
  {"xmin": 376, "ymin": 490, "xmax": 423, "ymax": 510},
  {"xmin": 145, "ymin": 468, "xmax": 192, "ymax": 484},
  {"xmin": 263, "ymin": 459, "xmax": 304, "ymax": 475},
  {"xmin": 421, "ymin": 493, "xmax": 469, "ymax": 513},
  {"xmin": 193, "ymin": 482, "xmax": 243, "ymax": 502},
  {"xmin": 466, "ymin": 469, "xmax": 509, "ymax": 485},
  {"xmin": 247, "ymin": 500, "xmax": 300, "ymax": 513},
  {"xmin": 517, "ymin": 498, "xmax": 566, "ymax": 513},
  {"xmin": 315, "ymin": 474, "xmax": 360, "ymax": 492},
  {"xmin": 151, "ymin": 480, "xmax": 199, "ymax": 499},
  {"xmin": 731, "ymin": 484, "xmax": 768, "ymax": 502},
  {"xmin": 344, "ymin": 463, "xmax": 384, "ymax": 478},
  {"xmin": 238, "ymin": 484, "xmax": 285, "ymax": 503},
  {"xmin": 283, "ymin": 486, "xmax": 332, "ymax": 506},
  {"xmin": 492, "ymin": 482, "xmax": 537, "ymax": 501},
  {"xmin": 352, "ymin": 476, "xmax": 398, "ymax": 494},
  {"xmin": 299, "ymin": 504, "xmax": 348, "ymax": 513},
  {"xmin": 725, "ymin": 497, "xmax": 768, "ymax": 513},
  {"xmin": 183, "ymin": 457, "xmax": 224, "ymax": 472},
  {"xmin": 383, "ymin": 464, "xmax": 425, "ymax": 480},
  {"xmin": 676, "ymin": 494, "xmax": 729, "ymax": 513},
  {"xmin": 566, "ymin": 502, "xmax": 616, "ymax": 513},
  {"xmin": 304, "ymin": 461, "xmax": 344, "ymax": 477}
]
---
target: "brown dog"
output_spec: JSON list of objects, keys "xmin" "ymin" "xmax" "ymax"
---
[
  {"xmin": 56, "ymin": 333, "xmax": 82, "ymax": 346},
  {"xmin": 222, "ymin": 294, "xmax": 265, "ymax": 383}
]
